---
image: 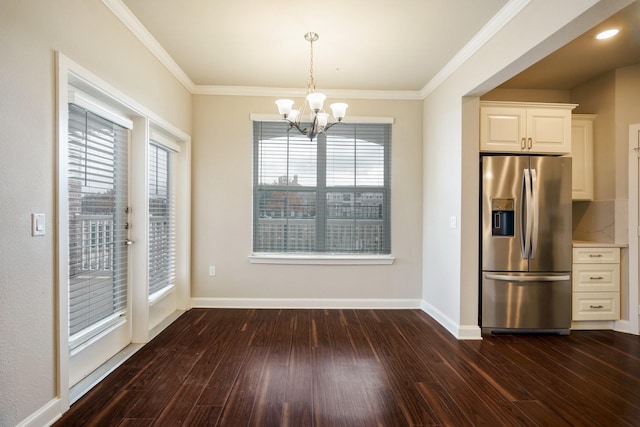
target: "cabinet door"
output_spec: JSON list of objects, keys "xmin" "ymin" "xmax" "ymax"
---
[
  {"xmin": 571, "ymin": 117, "xmax": 594, "ymax": 200},
  {"xmin": 527, "ymin": 108, "xmax": 572, "ymax": 154},
  {"xmin": 480, "ymin": 107, "xmax": 526, "ymax": 153}
]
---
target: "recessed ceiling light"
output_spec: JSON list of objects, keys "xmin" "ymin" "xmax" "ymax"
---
[{"xmin": 596, "ymin": 28, "xmax": 620, "ymax": 40}]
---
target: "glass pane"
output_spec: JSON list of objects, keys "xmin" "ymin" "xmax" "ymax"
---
[
  {"xmin": 68, "ymin": 104, "xmax": 128, "ymax": 343},
  {"xmin": 148, "ymin": 144, "xmax": 174, "ymax": 296},
  {"xmin": 355, "ymin": 140, "xmax": 384, "ymax": 186},
  {"xmin": 327, "ymin": 135, "xmax": 384, "ymax": 187},
  {"xmin": 325, "ymin": 191, "xmax": 385, "ymax": 252},
  {"xmin": 257, "ymin": 135, "xmax": 316, "ymax": 187},
  {"xmin": 326, "ymin": 136, "xmax": 355, "ymax": 187},
  {"xmin": 254, "ymin": 190, "xmax": 316, "ymax": 252}
]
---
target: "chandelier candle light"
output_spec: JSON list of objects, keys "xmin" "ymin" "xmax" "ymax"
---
[{"xmin": 275, "ymin": 32, "xmax": 348, "ymax": 141}]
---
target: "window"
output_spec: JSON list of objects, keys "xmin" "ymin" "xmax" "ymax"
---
[
  {"xmin": 148, "ymin": 142, "xmax": 175, "ymax": 298},
  {"xmin": 253, "ymin": 121, "xmax": 391, "ymax": 254}
]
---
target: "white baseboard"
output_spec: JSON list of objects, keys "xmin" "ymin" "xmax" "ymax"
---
[
  {"xmin": 571, "ymin": 320, "xmax": 615, "ymax": 331},
  {"xmin": 420, "ymin": 300, "xmax": 482, "ymax": 340},
  {"xmin": 191, "ymin": 297, "xmax": 422, "ymax": 309},
  {"xmin": 17, "ymin": 398, "xmax": 62, "ymax": 427},
  {"xmin": 457, "ymin": 324, "xmax": 483, "ymax": 340}
]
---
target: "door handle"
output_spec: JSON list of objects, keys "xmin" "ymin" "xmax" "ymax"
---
[
  {"xmin": 485, "ymin": 273, "xmax": 570, "ymax": 282},
  {"xmin": 530, "ymin": 168, "xmax": 538, "ymax": 259},
  {"xmin": 125, "ymin": 239, "xmax": 135, "ymax": 246}
]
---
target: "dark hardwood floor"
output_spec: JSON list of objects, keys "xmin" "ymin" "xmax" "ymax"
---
[{"xmin": 54, "ymin": 308, "xmax": 640, "ymax": 426}]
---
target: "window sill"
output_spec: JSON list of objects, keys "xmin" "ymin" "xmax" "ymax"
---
[{"xmin": 248, "ymin": 254, "xmax": 395, "ymax": 265}]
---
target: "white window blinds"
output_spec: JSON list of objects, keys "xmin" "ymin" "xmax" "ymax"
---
[
  {"xmin": 67, "ymin": 103, "xmax": 129, "ymax": 345},
  {"xmin": 148, "ymin": 142, "xmax": 175, "ymax": 298},
  {"xmin": 253, "ymin": 121, "xmax": 391, "ymax": 254}
]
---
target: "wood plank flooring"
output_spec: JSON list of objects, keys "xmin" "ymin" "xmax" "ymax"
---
[{"xmin": 54, "ymin": 309, "xmax": 640, "ymax": 426}]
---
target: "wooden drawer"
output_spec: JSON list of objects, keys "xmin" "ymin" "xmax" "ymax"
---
[
  {"xmin": 572, "ymin": 292, "xmax": 620, "ymax": 320},
  {"xmin": 572, "ymin": 247, "xmax": 620, "ymax": 264},
  {"xmin": 572, "ymin": 263, "xmax": 620, "ymax": 292}
]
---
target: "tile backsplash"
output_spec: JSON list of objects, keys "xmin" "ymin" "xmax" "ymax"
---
[{"xmin": 572, "ymin": 199, "xmax": 615, "ymax": 243}]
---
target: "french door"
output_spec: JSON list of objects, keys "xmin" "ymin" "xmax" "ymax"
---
[{"xmin": 67, "ymin": 103, "xmax": 132, "ymax": 386}]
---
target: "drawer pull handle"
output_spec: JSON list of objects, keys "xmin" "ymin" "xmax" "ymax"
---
[
  {"xmin": 589, "ymin": 254, "xmax": 603, "ymax": 258},
  {"xmin": 590, "ymin": 276, "xmax": 604, "ymax": 280},
  {"xmin": 590, "ymin": 304, "xmax": 604, "ymax": 309}
]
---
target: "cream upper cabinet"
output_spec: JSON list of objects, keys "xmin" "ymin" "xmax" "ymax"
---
[
  {"xmin": 571, "ymin": 115, "xmax": 595, "ymax": 201},
  {"xmin": 480, "ymin": 101, "xmax": 577, "ymax": 154}
]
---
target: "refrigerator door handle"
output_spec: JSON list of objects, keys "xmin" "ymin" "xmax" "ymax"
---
[
  {"xmin": 530, "ymin": 168, "xmax": 539, "ymax": 259},
  {"xmin": 485, "ymin": 273, "xmax": 571, "ymax": 282},
  {"xmin": 520, "ymin": 168, "xmax": 532, "ymax": 259}
]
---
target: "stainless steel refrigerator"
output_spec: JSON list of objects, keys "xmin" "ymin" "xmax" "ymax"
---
[{"xmin": 481, "ymin": 155, "xmax": 572, "ymax": 334}]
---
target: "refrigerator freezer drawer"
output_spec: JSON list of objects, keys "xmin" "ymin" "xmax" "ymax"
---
[{"xmin": 482, "ymin": 273, "xmax": 571, "ymax": 333}]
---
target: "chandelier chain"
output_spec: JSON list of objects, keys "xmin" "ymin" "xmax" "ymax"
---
[{"xmin": 308, "ymin": 36, "xmax": 316, "ymax": 93}]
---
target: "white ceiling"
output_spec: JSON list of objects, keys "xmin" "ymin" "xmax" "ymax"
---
[
  {"xmin": 120, "ymin": 0, "xmax": 508, "ymax": 92},
  {"xmin": 117, "ymin": 0, "xmax": 639, "ymax": 94}
]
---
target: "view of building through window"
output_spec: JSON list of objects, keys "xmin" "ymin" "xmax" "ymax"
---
[{"xmin": 253, "ymin": 121, "xmax": 391, "ymax": 254}]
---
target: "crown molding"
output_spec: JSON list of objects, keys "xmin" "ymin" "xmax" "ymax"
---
[
  {"xmin": 420, "ymin": 0, "xmax": 531, "ymax": 98},
  {"xmin": 101, "ymin": 0, "xmax": 196, "ymax": 93},
  {"xmin": 192, "ymin": 85, "xmax": 423, "ymax": 100}
]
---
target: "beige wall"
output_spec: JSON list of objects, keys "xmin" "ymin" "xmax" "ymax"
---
[
  {"xmin": 191, "ymin": 95, "xmax": 424, "ymax": 302},
  {"xmin": 0, "ymin": 1, "xmax": 190, "ymax": 425}
]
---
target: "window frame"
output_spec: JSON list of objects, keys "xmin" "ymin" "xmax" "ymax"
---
[{"xmin": 250, "ymin": 116, "xmax": 395, "ymax": 265}]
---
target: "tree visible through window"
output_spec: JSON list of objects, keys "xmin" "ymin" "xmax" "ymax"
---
[{"xmin": 253, "ymin": 121, "xmax": 391, "ymax": 254}]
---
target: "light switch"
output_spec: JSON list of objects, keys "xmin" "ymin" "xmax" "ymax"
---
[
  {"xmin": 449, "ymin": 216, "xmax": 457, "ymax": 229},
  {"xmin": 32, "ymin": 213, "xmax": 45, "ymax": 236}
]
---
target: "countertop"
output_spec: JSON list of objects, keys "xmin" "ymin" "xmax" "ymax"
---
[{"xmin": 572, "ymin": 240, "xmax": 628, "ymax": 248}]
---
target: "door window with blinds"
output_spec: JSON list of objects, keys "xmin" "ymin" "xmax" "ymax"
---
[
  {"xmin": 253, "ymin": 121, "xmax": 391, "ymax": 254},
  {"xmin": 148, "ymin": 142, "xmax": 176, "ymax": 298},
  {"xmin": 67, "ymin": 103, "xmax": 129, "ymax": 349}
]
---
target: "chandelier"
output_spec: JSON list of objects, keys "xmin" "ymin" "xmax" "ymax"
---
[{"xmin": 275, "ymin": 32, "xmax": 348, "ymax": 141}]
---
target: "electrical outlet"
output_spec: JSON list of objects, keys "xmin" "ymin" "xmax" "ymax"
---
[{"xmin": 209, "ymin": 266, "xmax": 216, "ymax": 277}]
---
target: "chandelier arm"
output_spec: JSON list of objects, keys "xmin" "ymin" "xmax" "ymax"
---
[
  {"xmin": 323, "ymin": 121, "xmax": 341, "ymax": 132},
  {"xmin": 288, "ymin": 121, "xmax": 309, "ymax": 136}
]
